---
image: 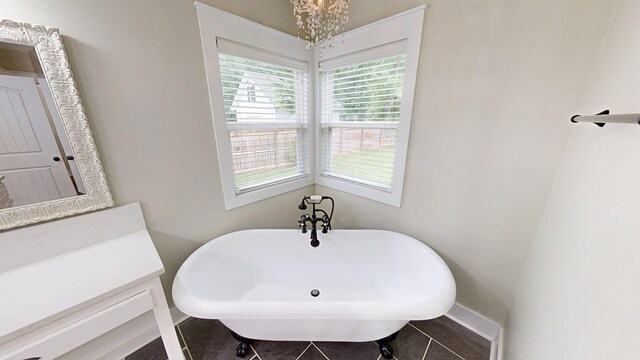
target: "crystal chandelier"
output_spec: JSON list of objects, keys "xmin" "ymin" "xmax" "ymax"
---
[{"xmin": 291, "ymin": 0, "xmax": 350, "ymax": 50}]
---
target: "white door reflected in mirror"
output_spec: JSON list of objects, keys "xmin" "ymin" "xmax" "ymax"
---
[{"xmin": 0, "ymin": 44, "xmax": 85, "ymax": 209}]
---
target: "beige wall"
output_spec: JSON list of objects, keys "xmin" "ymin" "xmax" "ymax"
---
[
  {"xmin": 506, "ymin": 0, "xmax": 640, "ymax": 357},
  {"xmin": 0, "ymin": 0, "xmax": 313, "ymax": 305},
  {"xmin": 0, "ymin": 0, "xmax": 618, "ymax": 325},
  {"xmin": 318, "ymin": 0, "xmax": 617, "ymax": 323}
]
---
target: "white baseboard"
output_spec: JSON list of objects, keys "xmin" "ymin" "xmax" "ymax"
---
[
  {"xmin": 170, "ymin": 306, "xmax": 189, "ymax": 325},
  {"xmin": 445, "ymin": 303, "xmax": 503, "ymax": 360}
]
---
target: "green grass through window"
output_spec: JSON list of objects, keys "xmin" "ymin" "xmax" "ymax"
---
[{"xmin": 330, "ymin": 148, "xmax": 395, "ymax": 186}]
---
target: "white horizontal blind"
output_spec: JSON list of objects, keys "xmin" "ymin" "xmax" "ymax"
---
[
  {"xmin": 320, "ymin": 53, "xmax": 407, "ymax": 191},
  {"xmin": 217, "ymin": 51, "xmax": 310, "ymax": 194}
]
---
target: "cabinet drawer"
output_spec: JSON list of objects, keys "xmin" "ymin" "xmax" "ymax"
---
[{"xmin": 1, "ymin": 290, "xmax": 155, "ymax": 360}]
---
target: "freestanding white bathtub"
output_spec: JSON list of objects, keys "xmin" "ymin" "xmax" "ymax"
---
[{"xmin": 173, "ymin": 229, "xmax": 456, "ymax": 343}]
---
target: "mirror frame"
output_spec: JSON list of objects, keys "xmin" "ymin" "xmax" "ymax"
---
[{"xmin": 0, "ymin": 19, "xmax": 113, "ymax": 230}]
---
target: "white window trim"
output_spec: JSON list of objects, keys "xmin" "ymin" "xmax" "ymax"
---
[
  {"xmin": 195, "ymin": 2, "xmax": 425, "ymax": 209},
  {"xmin": 314, "ymin": 6, "xmax": 426, "ymax": 207},
  {"xmin": 195, "ymin": 2, "xmax": 315, "ymax": 210}
]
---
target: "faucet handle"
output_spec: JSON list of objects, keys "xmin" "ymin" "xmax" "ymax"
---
[
  {"xmin": 321, "ymin": 215, "xmax": 330, "ymax": 233},
  {"xmin": 298, "ymin": 215, "xmax": 309, "ymax": 233},
  {"xmin": 321, "ymin": 218, "xmax": 329, "ymax": 234}
]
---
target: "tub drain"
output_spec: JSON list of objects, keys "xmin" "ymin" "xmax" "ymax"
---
[{"xmin": 310, "ymin": 289, "xmax": 320, "ymax": 297}]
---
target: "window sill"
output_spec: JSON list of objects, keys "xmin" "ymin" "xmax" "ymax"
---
[{"xmin": 316, "ymin": 174, "xmax": 402, "ymax": 207}]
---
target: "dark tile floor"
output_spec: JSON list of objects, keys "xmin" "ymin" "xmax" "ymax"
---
[{"xmin": 126, "ymin": 316, "xmax": 491, "ymax": 360}]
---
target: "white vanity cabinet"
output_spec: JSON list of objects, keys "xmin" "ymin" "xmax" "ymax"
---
[{"xmin": 0, "ymin": 203, "xmax": 184, "ymax": 360}]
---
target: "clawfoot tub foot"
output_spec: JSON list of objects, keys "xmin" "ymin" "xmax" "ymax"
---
[
  {"xmin": 231, "ymin": 331, "xmax": 253, "ymax": 358},
  {"xmin": 376, "ymin": 331, "xmax": 399, "ymax": 360}
]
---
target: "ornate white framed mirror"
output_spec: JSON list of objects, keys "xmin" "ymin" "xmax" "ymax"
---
[{"xmin": 0, "ymin": 20, "xmax": 113, "ymax": 230}]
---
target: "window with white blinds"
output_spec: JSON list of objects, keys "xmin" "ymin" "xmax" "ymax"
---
[
  {"xmin": 196, "ymin": 2, "xmax": 424, "ymax": 208},
  {"xmin": 319, "ymin": 53, "xmax": 407, "ymax": 192},
  {"xmin": 217, "ymin": 50, "xmax": 310, "ymax": 195}
]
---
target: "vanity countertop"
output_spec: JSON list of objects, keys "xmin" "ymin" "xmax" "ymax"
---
[{"xmin": 0, "ymin": 205, "xmax": 164, "ymax": 345}]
